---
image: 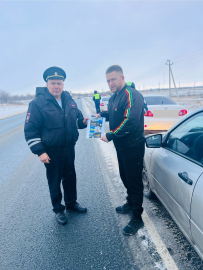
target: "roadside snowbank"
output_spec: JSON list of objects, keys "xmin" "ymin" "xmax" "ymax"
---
[{"xmin": 0, "ymin": 104, "xmax": 28, "ymax": 120}]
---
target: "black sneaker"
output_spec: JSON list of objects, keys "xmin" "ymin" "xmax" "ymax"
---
[
  {"xmin": 123, "ymin": 218, "xmax": 144, "ymax": 236},
  {"xmin": 55, "ymin": 212, "xmax": 67, "ymax": 225},
  {"xmin": 66, "ymin": 202, "xmax": 87, "ymax": 213},
  {"xmin": 116, "ymin": 202, "xmax": 132, "ymax": 214}
]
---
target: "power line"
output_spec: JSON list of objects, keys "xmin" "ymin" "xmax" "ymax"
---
[
  {"xmin": 134, "ymin": 64, "xmax": 164, "ymax": 80},
  {"xmin": 174, "ymin": 52, "xmax": 203, "ymax": 64},
  {"xmin": 172, "ymin": 47, "xmax": 203, "ymax": 62},
  {"xmin": 133, "ymin": 47, "xmax": 203, "ymax": 84},
  {"xmin": 134, "ymin": 66, "xmax": 165, "ymax": 81}
]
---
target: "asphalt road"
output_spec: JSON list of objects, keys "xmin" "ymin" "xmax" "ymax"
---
[{"xmin": 0, "ymin": 99, "xmax": 203, "ymax": 270}]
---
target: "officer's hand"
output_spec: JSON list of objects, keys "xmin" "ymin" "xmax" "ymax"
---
[
  {"xmin": 39, "ymin": 153, "xmax": 51, "ymax": 163},
  {"xmin": 100, "ymin": 134, "xmax": 109, "ymax": 143},
  {"xmin": 83, "ymin": 116, "xmax": 90, "ymax": 125},
  {"xmin": 95, "ymin": 114, "xmax": 100, "ymax": 118}
]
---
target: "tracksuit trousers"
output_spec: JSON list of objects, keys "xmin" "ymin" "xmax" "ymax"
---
[
  {"xmin": 116, "ymin": 143, "xmax": 145, "ymax": 219},
  {"xmin": 44, "ymin": 146, "xmax": 77, "ymax": 213}
]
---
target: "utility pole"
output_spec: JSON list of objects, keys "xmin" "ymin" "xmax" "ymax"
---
[
  {"xmin": 166, "ymin": 60, "xmax": 172, "ymax": 97},
  {"xmin": 158, "ymin": 81, "xmax": 160, "ymax": 91},
  {"xmin": 166, "ymin": 59, "xmax": 179, "ymax": 101},
  {"xmin": 170, "ymin": 67, "xmax": 180, "ymax": 102}
]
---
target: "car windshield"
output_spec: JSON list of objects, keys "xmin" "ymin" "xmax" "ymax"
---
[{"xmin": 144, "ymin": 96, "xmax": 177, "ymax": 105}]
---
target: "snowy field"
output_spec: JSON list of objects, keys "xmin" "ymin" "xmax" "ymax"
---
[
  {"xmin": 0, "ymin": 104, "xmax": 29, "ymax": 120},
  {"xmin": 1, "ymin": 88, "xmax": 203, "ymax": 120}
]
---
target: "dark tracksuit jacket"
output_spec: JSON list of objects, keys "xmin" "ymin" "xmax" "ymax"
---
[
  {"xmin": 101, "ymin": 84, "xmax": 145, "ymax": 151},
  {"xmin": 24, "ymin": 87, "xmax": 86, "ymax": 212},
  {"xmin": 101, "ymin": 84, "xmax": 145, "ymax": 218}
]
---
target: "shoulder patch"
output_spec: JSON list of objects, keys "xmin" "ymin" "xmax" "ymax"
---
[{"xmin": 26, "ymin": 113, "xmax": 30, "ymax": 123}]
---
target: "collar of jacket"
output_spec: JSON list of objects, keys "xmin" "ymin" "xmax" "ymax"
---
[
  {"xmin": 116, "ymin": 84, "xmax": 127, "ymax": 96},
  {"xmin": 44, "ymin": 88, "xmax": 71, "ymax": 103}
]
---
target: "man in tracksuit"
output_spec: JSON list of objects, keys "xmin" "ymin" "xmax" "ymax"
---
[
  {"xmin": 93, "ymin": 90, "xmax": 101, "ymax": 113},
  {"xmin": 100, "ymin": 65, "xmax": 145, "ymax": 236},
  {"xmin": 24, "ymin": 66, "xmax": 88, "ymax": 225}
]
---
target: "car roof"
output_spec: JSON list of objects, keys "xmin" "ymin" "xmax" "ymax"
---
[{"xmin": 142, "ymin": 95, "xmax": 171, "ymax": 98}]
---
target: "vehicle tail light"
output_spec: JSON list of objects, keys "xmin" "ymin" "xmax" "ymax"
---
[
  {"xmin": 144, "ymin": 110, "xmax": 153, "ymax": 117},
  {"xmin": 100, "ymin": 103, "xmax": 104, "ymax": 106},
  {"xmin": 179, "ymin": 109, "xmax": 187, "ymax": 116}
]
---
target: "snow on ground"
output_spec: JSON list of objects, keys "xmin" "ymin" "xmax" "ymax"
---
[{"xmin": 0, "ymin": 104, "xmax": 29, "ymax": 120}]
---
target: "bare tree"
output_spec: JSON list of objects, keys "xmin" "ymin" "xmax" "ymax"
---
[{"xmin": 0, "ymin": 90, "xmax": 10, "ymax": 104}]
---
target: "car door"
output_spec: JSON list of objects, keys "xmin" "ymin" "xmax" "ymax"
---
[
  {"xmin": 150, "ymin": 111, "xmax": 203, "ymax": 240},
  {"xmin": 190, "ymin": 174, "xmax": 203, "ymax": 257}
]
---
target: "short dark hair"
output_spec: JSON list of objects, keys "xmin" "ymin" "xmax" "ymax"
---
[{"xmin": 106, "ymin": 65, "xmax": 123, "ymax": 75}]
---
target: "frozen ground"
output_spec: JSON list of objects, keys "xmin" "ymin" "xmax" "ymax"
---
[{"xmin": 0, "ymin": 104, "xmax": 28, "ymax": 120}]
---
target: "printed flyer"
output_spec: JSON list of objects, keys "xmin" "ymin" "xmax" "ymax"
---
[{"xmin": 86, "ymin": 115, "xmax": 106, "ymax": 138}]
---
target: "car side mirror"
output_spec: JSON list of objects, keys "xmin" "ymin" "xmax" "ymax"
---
[{"xmin": 146, "ymin": 134, "xmax": 162, "ymax": 148}]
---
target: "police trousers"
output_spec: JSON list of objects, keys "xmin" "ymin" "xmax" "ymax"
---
[
  {"xmin": 44, "ymin": 146, "xmax": 77, "ymax": 213},
  {"xmin": 94, "ymin": 102, "xmax": 100, "ymax": 113},
  {"xmin": 116, "ymin": 144, "xmax": 145, "ymax": 219}
]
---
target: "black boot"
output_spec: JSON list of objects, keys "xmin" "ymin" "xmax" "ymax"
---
[
  {"xmin": 66, "ymin": 202, "xmax": 87, "ymax": 213},
  {"xmin": 116, "ymin": 202, "xmax": 132, "ymax": 214},
  {"xmin": 123, "ymin": 217, "xmax": 144, "ymax": 236},
  {"xmin": 55, "ymin": 212, "xmax": 67, "ymax": 225}
]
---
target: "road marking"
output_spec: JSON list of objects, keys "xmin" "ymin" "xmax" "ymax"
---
[
  {"xmin": 99, "ymin": 139, "xmax": 179, "ymax": 270},
  {"xmin": 82, "ymin": 97, "xmax": 179, "ymax": 270}
]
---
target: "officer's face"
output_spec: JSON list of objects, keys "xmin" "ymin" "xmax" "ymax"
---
[
  {"xmin": 106, "ymin": 71, "xmax": 125, "ymax": 94},
  {"xmin": 46, "ymin": 79, "xmax": 64, "ymax": 99}
]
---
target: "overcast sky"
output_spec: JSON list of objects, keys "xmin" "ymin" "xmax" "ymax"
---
[{"xmin": 1, "ymin": 1, "xmax": 203, "ymax": 94}]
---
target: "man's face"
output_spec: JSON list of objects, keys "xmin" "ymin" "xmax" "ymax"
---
[
  {"xmin": 106, "ymin": 71, "xmax": 125, "ymax": 94},
  {"xmin": 46, "ymin": 79, "xmax": 64, "ymax": 99}
]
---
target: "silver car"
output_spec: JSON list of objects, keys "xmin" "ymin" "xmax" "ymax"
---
[
  {"xmin": 144, "ymin": 106, "xmax": 203, "ymax": 260},
  {"xmin": 100, "ymin": 96, "xmax": 110, "ymax": 111},
  {"xmin": 143, "ymin": 95, "xmax": 187, "ymax": 131}
]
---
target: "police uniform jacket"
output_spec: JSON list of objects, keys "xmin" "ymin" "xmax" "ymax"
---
[
  {"xmin": 93, "ymin": 93, "xmax": 101, "ymax": 103},
  {"xmin": 101, "ymin": 84, "xmax": 145, "ymax": 152},
  {"xmin": 24, "ymin": 87, "xmax": 86, "ymax": 156}
]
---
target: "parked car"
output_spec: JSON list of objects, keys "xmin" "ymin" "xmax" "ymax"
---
[
  {"xmin": 100, "ymin": 96, "xmax": 110, "ymax": 111},
  {"xmin": 143, "ymin": 106, "xmax": 203, "ymax": 260},
  {"xmin": 143, "ymin": 95, "xmax": 187, "ymax": 131}
]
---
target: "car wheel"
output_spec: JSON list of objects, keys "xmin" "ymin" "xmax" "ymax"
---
[{"xmin": 142, "ymin": 162, "xmax": 156, "ymax": 199}]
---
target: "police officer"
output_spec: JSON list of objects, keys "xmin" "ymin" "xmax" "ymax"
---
[
  {"xmin": 93, "ymin": 90, "xmax": 101, "ymax": 113},
  {"xmin": 100, "ymin": 65, "xmax": 145, "ymax": 236},
  {"xmin": 24, "ymin": 66, "xmax": 89, "ymax": 225}
]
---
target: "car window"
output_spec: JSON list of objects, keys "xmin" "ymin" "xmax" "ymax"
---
[
  {"xmin": 165, "ymin": 112, "xmax": 203, "ymax": 165},
  {"xmin": 144, "ymin": 96, "xmax": 177, "ymax": 105},
  {"xmin": 101, "ymin": 97, "xmax": 110, "ymax": 101}
]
